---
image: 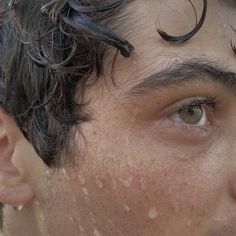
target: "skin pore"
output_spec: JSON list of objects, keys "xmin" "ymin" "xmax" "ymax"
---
[{"xmin": 2, "ymin": 0, "xmax": 236, "ymax": 235}]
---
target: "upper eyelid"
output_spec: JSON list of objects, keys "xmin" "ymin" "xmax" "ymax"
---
[{"xmin": 159, "ymin": 97, "xmax": 218, "ymax": 117}]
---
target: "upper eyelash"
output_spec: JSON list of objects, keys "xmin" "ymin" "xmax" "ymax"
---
[{"xmin": 179, "ymin": 98, "xmax": 217, "ymax": 112}]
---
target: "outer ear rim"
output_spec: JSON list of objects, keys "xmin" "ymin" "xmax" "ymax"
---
[{"xmin": 0, "ymin": 108, "xmax": 34, "ymax": 206}]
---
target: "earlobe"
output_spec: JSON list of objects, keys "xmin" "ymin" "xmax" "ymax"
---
[
  {"xmin": 0, "ymin": 171, "xmax": 34, "ymax": 206},
  {"xmin": 0, "ymin": 108, "xmax": 34, "ymax": 206}
]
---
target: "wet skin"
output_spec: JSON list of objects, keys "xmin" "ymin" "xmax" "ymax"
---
[{"xmin": 3, "ymin": 0, "xmax": 236, "ymax": 236}]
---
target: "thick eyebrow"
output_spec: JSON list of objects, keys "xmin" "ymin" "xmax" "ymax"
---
[{"xmin": 126, "ymin": 59, "xmax": 236, "ymax": 97}]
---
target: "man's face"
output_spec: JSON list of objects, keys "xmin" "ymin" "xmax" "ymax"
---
[{"xmin": 6, "ymin": 0, "xmax": 236, "ymax": 235}]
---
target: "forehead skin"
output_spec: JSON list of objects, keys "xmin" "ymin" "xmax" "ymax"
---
[
  {"xmin": 112, "ymin": 0, "xmax": 236, "ymax": 86},
  {"xmin": 4, "ymin": 1, "xmax": 236, "ymax": 236}
]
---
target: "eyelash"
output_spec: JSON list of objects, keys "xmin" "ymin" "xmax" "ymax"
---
[{"xmin": 167, "ymin": 97, "xmax": 218, "ymax": 131}]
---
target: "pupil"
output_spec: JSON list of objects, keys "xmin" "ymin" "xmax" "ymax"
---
[{"xmin": 179, "ymin": 106, "xmax": 203, "ymax": 125}]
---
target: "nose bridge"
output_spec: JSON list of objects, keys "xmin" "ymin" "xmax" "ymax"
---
[
  {"xmin": 228, "ymin": 133, "xmax": 236, "ymax": 201},
  {"xmin": 230, "ymin": 174, "xmax": 236, "ymax": 200},
  {"xmin": 221, "ymin": 127, "xmax": 236, "ymax": 201}
]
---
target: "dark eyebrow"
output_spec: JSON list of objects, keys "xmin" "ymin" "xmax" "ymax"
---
[{"xmin": 126, "ymin": 59, "xmax": 236, "ymax": 97}]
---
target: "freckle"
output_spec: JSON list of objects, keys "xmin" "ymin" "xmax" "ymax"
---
[{"xmin": 148, "ymin": 207, "xmax": 158, "ymax": 220}]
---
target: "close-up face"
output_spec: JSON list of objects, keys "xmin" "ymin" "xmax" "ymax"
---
[{"xmin": 1, "ymin": 0, "xmax": 236, "ymax": 236}]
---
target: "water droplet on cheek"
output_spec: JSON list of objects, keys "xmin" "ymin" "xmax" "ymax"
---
[
  {"xmin": 95, "ymin": 176, "xmax": 104, "ymax": 189},
  {"xmin": 148, "ymin": 207, "xmax": 158, "ymax": 220},
  {"xmin": 40, "ymin": 214, "xmax": 45, "ymax": 222},
  {"xmin": 187, "ymin": 220, "xmax": 192, "ymax": 227},
  {"xmin": 140, "ymin": 177, "xmax": 146, "ymax": 191},
  {"xmin": 123, "ymin": 204, "xmax": 131, "ymax": 212},
  {"xmin": 78, "ymin": 174, "xmax": 85, "ymax": 185},
  {"xmin": 81, "ymin": 187, "xmax": 90, "ymax": 202},
  {"xmin": 121, "ymin": 176, "xmax": 133, "ymax": 188},
  {"xmin": 82, "ymin": 187, "xmax": 89, "ymax": 196},
  {"xmin": 45, "ymin": 170, "xmax": 51, "ymax": 177},
  {"xmin": 69, "ymin": 216, "xmax": 75, "ymax": 223},
  {"xmin": 13, "ymin": 205, "xmax": 24, "ymax": 211},
  {"xmin": 93, "ymin": 228, "xmax": 102, "ymax": 236},
  {"xmin": 62, "ymin": 168, "xmax": 70, "ymax": 181}
]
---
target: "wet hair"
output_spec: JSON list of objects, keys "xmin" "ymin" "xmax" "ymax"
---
[{"xmin": 0, "ymin": 0, "xmax": 210, "ymax": 231}]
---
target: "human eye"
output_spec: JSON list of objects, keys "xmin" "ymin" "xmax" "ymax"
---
[{"xmin": 167, "ymin": 96, "xmax": 218, "ymax": 132}]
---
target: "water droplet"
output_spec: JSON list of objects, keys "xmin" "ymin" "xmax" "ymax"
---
[
  {"xmin": 121, "ymin": 176, "xmax": 133, "ymax": 188},
  {"xmin": 96, "ymin": 176, "xmax": 104, "ymax": 189},
  {"xmin": 82, "ymin": 187, "xmax": 89, "ymax": 196},
  {"xmin": 81, "ymin": 187, "xmax": 90, "ymax": 202},
  {"xmin": 140, "ymin": 177, "xmax": 146, "ymax": 191},
  {"xmin": 69, "ymin": 216, "xmax": 75, "ymax": 223},
  {"xmin": 78, "ymin": 174, "xmax": 85, "ymax": 185},
  {"xmin": 148, "ymin": 207, "xmax": 158, "ymax": 220},
  {"xmin": 123, "ymin": 204, "xmax": 130, "ymax": 212},
  {"xmin": 187, "ymin": 220, "xmax": 192, "ymax": 227},
  {"xmin": 40, "ymin": 214, "xmax": 45, "ymax": 222},
  {"xmin": 13, "ymin": 205, "xmax": 24, "ymax": 211},
  {"xmin": 45, "ymin": 170, "xmax": 51, "ymax": 177},
  {"xmin": 93, "ymin": 228, "xmax": 102, "ymax": 236},
  {"xmin": 79, "ymin": 224, "xmax": 84, "ymax": 232},
  {"xmin": 79, "ymin": 224, "xmax": 84, "ymax": 233},
  {"xmin": 62, "ymin": 168, "xmax": 70, "ymax": 181}
]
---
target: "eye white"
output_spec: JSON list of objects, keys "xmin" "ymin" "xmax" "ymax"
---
[{"xmin": 172, "ymin": 106, "xmax": 208, "ymax": 127}]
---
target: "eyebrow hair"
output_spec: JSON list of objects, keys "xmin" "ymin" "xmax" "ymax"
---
[{"xmin": 126, "ymin": 59, "xmax": 236, "ymax": 97}]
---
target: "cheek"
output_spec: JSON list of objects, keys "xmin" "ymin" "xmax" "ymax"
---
[
  {"xmin": 83, "ymin": 151, "xmax": 220, "ymax": 235},
  {"xmin": 77, "ymin": 121, "xmax": 225, "ymax": 235}
]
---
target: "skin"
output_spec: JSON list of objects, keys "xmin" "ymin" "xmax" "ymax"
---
[{"xmin": 1, "ymin": 0, "xmax": 236, "ymax": 235}]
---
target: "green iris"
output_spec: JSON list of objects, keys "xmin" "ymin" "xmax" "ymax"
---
[{"xmin": 179, "ymin": 106, "xmax": 203, "ymax": 125}]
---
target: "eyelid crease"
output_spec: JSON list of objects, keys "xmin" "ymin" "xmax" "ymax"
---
[{"xmin": 159, "ymin": 96, "xmax": 218, "ymax": 116}]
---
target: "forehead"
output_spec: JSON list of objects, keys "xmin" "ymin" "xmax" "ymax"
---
[
  {"xmin": 124, "ymin": 0, "xmax": 235, "ymax": 41},
  {"xmin": 112, "ymin": 0, "xmax": 236, "ymax": 79}
]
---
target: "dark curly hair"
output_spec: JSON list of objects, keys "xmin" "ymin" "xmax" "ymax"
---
[{"xmin": 0, "ymin": 0, "xmax": 209, "ymax": 231}]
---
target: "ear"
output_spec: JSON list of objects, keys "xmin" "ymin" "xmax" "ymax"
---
[{"xmin": 0, "ymin": 108, "xmax": 34, "ymax": 206}]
